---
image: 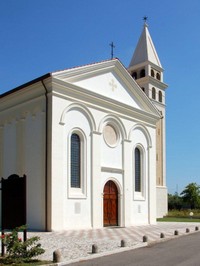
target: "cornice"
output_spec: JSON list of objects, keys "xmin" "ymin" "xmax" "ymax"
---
[
  {"xmin": 0, "ymin": 74, "xmax": 51, "ymax": 98},
  {"xmin": 52, "ymin": 59, "xmax": 118, "ymax": 82},
  {"xmin": 0, "ymin": 78, "xmax": 52, "ymax": 112},
  {"xmin": 128, "ymin": 60, "xmax": 163, "ymax": 72},
  {"xmin": 136, "ymin": 76, "xmax": 168, "ymax": 90}
]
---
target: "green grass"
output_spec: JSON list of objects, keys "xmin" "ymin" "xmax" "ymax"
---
[
  {"xmin": 0, "ymin": 259, "xmax": 53, "ymax": 266},
  {"xmin": 157, "ymin": 217, "xmax": 200, "ymax": 222},
  {"xmin": 167, "ymin": 209, "xmax": 200, "ymax": 217},
  {"xmin": 157, "ymin": 209, "xmax": 200, "ymax": 222}
]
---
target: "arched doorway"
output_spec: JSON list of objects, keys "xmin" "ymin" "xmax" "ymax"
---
[{"xmin": 103, "ymin": 180, "xmax": 118, "ymax": 226}]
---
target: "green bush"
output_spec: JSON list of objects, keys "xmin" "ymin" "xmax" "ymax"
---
[
  {"xmin": 1, "ymin": 225, "xmax": 45, "ymax": 264},
  {"xmin": 167, "ymin": 209, "xmax": 200, "ymax": 217}
]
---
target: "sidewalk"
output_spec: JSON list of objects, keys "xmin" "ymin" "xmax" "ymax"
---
[{"xmin": 27, "ymin": 222, "xmax": 200, "ymax": 264}]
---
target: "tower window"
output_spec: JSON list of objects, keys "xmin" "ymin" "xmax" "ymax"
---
[
  {"xmin": 156, "ymin": 72, "xmax": 161, "ymax": 80},
  {"xmin": 151, "ymin": 69, "xmax": 155, "ymax": 77},
  {"xmin": 152, "ymin": 87, "xmax": 156, "ymax": 100},
  {"xmin": 140, "ymin": 69, "xmax": 145, "ymax": 78},
  {"xmin": 71, "ymin": 133, "xmax": 81, "ymax": 188},
  {"xmin": 159, "ymin": 91, "xmax": 162, "ymax": 102},
  {"xmin": 132, "ymin": 72, "xmax": 137, "ymax": 79},
  {"xmin": 141, "ymin": 87, "xmax": 145, "ymax": 93}
]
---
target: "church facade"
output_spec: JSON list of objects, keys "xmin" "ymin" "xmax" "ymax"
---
[{"xmin": 0, "ymin": 23, "xmax": 168, "ymax": 231}]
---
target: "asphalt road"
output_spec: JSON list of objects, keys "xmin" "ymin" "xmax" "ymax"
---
[{"xmin": 68, "ymin": 232, "xmax": 200, "ymax": 266}]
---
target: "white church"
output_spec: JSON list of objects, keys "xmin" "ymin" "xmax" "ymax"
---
[{"xmin": 0, "ymin": 23, "xmax": 168, "ymax": 231}]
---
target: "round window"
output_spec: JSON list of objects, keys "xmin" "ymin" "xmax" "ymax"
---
[{"xmin": 103, "ymin": 124, "xmax": 118, "ymax": 147}]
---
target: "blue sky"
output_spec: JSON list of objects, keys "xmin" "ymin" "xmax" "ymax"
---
[{"xmin": 0, "ymin": 0, "xmax": 200, "ymax": 194}]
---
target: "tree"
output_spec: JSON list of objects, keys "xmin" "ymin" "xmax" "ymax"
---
[
  {"xmin": 168, "ymin": 192, "xmax": 183, "ymax": 210},
  {"xmin": 180, "ymin": 183, "xmax": 200, "ymax": 209}
]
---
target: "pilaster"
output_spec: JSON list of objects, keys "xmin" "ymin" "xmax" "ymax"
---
[
  {"xmin": 91, "ymin": 131, "xmax": 102, "ymax": 228},
  {"xmin": 16, "ymin": 118, "xmax": 25, "ymax": 175},
  {"xmin": 148, "ymin": 145, "xmax": 156, "ymax": 224},
  {"xmin": 123, "ymin": 139, "xmax": 132, "ymax": 226},
  {"xmin": 0, "ymin": 125, "xmax": 4, "ymax": 177}
]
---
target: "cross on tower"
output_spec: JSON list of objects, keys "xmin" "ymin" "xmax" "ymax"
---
[
  {"xmin": 109, "ymin": 42, "xmax": 115, "ymax": 59},
  {"xmin": 143, "ymin": 16, "xmax": 148, "ymax": 23}
]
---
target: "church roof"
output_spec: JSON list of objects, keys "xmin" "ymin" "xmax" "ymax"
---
[
  {"xmin": 129, "ymin": 23, "xmax": 162, "ymax": 68},
  {"xmin": 0, "ymin": 59, "xmax": 114, "ymax": 98}
]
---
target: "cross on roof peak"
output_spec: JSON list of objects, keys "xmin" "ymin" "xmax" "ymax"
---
[{"xmin": 109, "ymin": 42, "xmax": 115, "ymax": 59}]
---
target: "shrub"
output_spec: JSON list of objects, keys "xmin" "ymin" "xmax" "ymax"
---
[
  {"xmin": 167, "ymin": 209, "xmax": 200, "ymax": 217},
  {"xmin": 1, "ymin": 225, "xmax": 45, "ymax": 264}
]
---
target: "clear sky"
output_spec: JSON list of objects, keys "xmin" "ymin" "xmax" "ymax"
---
[{"xmin": 0, "ymin": 0, "xmax": 200, "ymax": 195}]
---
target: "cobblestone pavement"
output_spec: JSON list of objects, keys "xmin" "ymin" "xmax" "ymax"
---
[{"xmin": 26, "ymin": 222, "xmax": 200, "ymax": 264}]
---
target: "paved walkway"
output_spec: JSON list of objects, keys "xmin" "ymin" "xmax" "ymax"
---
[{"xmin": 27, "ymin": 222, "xmax": 200, "ymax": 264}]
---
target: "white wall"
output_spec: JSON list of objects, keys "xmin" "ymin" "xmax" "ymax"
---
[
  {"xmin": 0, "ymin": 92, "xmax": 46, "ymax": 230},
  {"xmin": 156, "ymin": 186, "xmax": 168, "ymax": 218}
]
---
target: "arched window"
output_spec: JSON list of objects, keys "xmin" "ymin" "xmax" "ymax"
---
[
  {"xmin": 135, "ymin": 148, "xmax": 141, "ymax": 192},
  {"xmin": 151, "ymin": 69, "xmax": 155, "ymax": 77},
  {"xmin": 152, "ymin": 87, "xmax": 156, "ymax": 100},
  {"xmin": 132, "ymin": 72, "xmax": 137, "ymax": 79},
  {"xmin": 156, "ymin": 72, "xmax": 161, "ymax": 80},
  {"xmin": 159, "ymin": 91, "xmax": 162, "ymax": 102},
  {"xmin": 71, "ymin": 133, "xmax": 81, "ymax": 188},
  {"xmin": 140, "ymin": 69, "xmax": 145, "ymax": 78}
]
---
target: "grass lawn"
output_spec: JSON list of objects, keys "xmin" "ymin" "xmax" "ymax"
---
[
  {"xmin": 157, "ymin": 217, "xmax": 200, "ymax": 222},
  {"xmin": 0, "ymin": 259, "xmax": 53, "ymax": 266}
]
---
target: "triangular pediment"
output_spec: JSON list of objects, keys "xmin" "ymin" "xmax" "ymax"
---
[{"xmin": 52, "ymin": 59, "xmax": 160, "ymax": 117}]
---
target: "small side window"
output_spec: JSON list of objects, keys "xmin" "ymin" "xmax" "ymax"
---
[
  {"xmin": 152, "ymin": 87, "xmax": 156, "ymax": 100},
  {"xmin": 159, "ymin": 91, "xmax": 162, "ymax": 102},
  {"xmin": 135, "ymin": 148, "xmax": 141, "ymax": 192},
  {"xmin": 71, "ymin": 133, "xmax": 81, "ymax": 188}
]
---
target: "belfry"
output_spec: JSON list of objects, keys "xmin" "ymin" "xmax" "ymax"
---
[{"xmin": 128, "ymin": 21, "xmax": 168, "ymax": 217}]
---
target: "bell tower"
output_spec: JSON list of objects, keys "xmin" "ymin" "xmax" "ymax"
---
[{"xmin": 127, "ymin": 22, "xmax": 168, "ymax": 217}]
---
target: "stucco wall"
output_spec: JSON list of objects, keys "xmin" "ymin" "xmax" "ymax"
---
[
  {"xmin": 0, "ymin": 92, "xmax": 46, "ymax": 230},
  {"xmin": 156, "ymin": 186, "xmax": 168, "ymax": 218}
]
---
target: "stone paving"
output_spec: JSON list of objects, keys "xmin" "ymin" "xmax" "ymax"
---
[{"xmin": 26, "ymin": 222, "xmax": 200, "ymax": 264}]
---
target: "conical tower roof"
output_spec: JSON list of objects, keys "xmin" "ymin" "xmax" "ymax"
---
[{"xmin": 129, "ymin": 23, "xmax": 162, "ymax": 68}]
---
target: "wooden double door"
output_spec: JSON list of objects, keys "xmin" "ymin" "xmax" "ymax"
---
[{"xmin": 103, "ymin": 180, "xmax": 118, "ymax": 226}]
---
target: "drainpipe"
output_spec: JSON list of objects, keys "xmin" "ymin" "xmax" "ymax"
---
[{"xmin": 41, "ymin": 80, "xmax": 49, "ymax": 231}]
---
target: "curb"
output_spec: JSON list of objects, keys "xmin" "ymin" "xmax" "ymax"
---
[{"xmin": 54, "ymin": 242, "xmax": 147, "ymax": 265}]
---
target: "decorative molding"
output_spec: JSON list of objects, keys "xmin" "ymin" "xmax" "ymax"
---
[
  {"xmin": 128, "ymin": 123, "xmax": 152, "ymax": 148},
  {"xmin": 59, "ymin": 102, "xmax": 96, "ymax": 131},
  {"xmin": 101, "ymin": 166, "xmax": 124, "ymax": 174}
]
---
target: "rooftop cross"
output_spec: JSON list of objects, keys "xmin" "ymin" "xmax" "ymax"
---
[{"xmin": 109, "ymin": 42, "xmax": 115, "ymax": 59}]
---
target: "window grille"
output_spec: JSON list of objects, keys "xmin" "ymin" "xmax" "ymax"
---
[
  {"xmin": 71, "ymin": 133, "xmax": 81, "ymax": 188},
  {"xmin": 135, "ymin": 148, "xmax": 141, "ymax": 192}
]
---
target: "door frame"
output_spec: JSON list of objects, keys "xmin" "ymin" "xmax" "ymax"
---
[{"xmin": 102, "ymin": 178, "xmax": 122, "ymax": 227}]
